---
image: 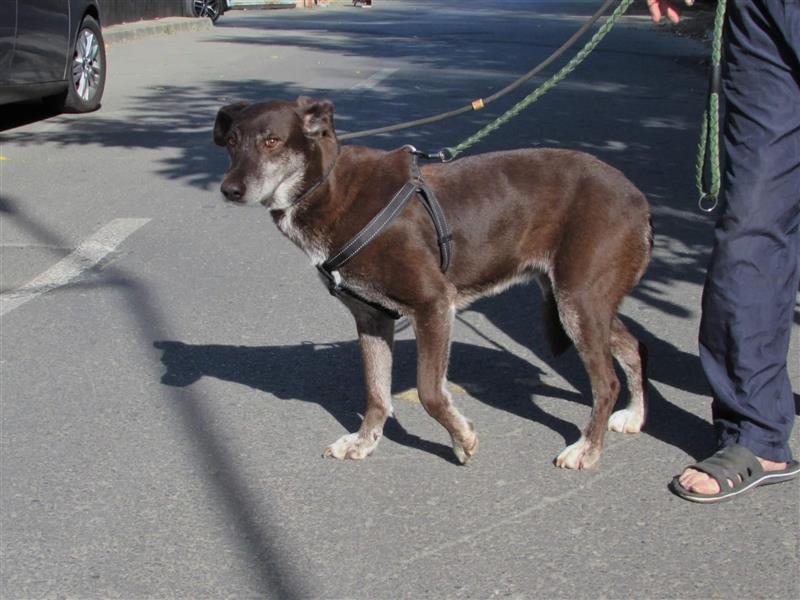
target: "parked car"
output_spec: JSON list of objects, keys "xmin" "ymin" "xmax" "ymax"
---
[
  {"xmin": 0, "ymin": 0, "xmax": 106, "ymax": 112},
  {"xmin": 192, "ymin": 0, "xmax": 296, "ymax": 23},
  {"xmin": 192, "ymin": 0, "xmax": 227, "ymax": 22}
]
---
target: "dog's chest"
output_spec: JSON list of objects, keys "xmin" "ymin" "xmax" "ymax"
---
[{"xmin": 273, "ymin": 206, "xmax": 329, "ymax": 266}]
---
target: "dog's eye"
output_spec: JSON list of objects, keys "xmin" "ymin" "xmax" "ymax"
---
[
  {"xmin": 226, "ymin": 136, "xmax": 237, "ymax": 148},
  {"xmin": 264, "ymin": 137, "xmax": 281, "ymax": 149}
]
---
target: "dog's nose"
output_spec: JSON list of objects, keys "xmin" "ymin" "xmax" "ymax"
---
[{"xmin": 221, "ymin": 181, "xmax": 245, "ymax": 203}]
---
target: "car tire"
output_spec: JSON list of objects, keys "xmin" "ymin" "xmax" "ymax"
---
[
  {"xmin": 192, "ymin": 0, "xmax": 224, "ymax": 23},
  {"xmin": 59, "ymin": 15, "xmax": 106, "ymax": 113}
]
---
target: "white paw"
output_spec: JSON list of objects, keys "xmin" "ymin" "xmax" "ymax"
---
[
  {"xmin": 450, "ymin": 433, "xmax": 478, "ymax": 465},
  {"xmin": 608, "ymin": 408, "xmax": 644, "ymax": 433},
  {"xmin": 450, "ymin": 422, "xmax": 479, "ymax": 465},
  {"xmin": 555, "ymin": 436, "xmax": 599, "ymax": 470},
  {"xmin": 323, "ymin": 431, "xmax": 381, "ymax": 460}
]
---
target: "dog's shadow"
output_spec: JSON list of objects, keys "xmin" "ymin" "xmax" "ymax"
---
[
  {"xmin": 154, "ymin": 338, "xmax": 588, "ymax": 461},
  {"xmin": 154, "ymin": 324, "xmax": 715, "ymax": 462}
]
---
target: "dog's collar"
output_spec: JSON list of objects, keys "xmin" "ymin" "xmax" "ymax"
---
[{"xmin": 292, "ymin": 146, "xmax": 340, "ymax": 205}]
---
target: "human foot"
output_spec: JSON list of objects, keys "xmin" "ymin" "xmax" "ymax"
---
[
  {"xmin": 678, "ymin": 457, "xmax": 788, "ymax": 494},
  {"xmin": 669, "ymin": 444, "xmax": 800, "ymax": 503}
]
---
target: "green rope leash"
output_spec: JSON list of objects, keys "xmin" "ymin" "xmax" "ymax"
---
[
  {"xmin": 696, "ymin": 0, "xmax": 727, "ymax": 212},
  {"xmin": 443, "ymin": 0, "xmax": 634, "ymax": 160}
]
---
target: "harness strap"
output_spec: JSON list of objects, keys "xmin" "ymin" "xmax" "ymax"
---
[
  {"xmin": 416, "ymin": 181, "xmax": 452, "ymax": 272},
  {"xmin": 324, "ymin": 181, "xmax": 418, "ymax": 272},
  {"xmin": 407, "ymin": 150, "xmax": 452, "ymax": 271},
  {"xmin": 318, "ymin": 148, "xmax": 453, "ymax": 319}
]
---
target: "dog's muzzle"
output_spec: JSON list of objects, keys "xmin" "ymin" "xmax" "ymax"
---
[{"xmin": 221, "ymin": 180, "xmax": 246, "ymax": 203}]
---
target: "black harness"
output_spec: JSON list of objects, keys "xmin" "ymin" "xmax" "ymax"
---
[{"xmin": 316, "ymin": 146, "xmax": 452, "ymax": 320}]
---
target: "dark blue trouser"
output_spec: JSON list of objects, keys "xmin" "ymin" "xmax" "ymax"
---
[{"xmin": 699, "ymin": 0, "xmax": 800, "ymax": 462}]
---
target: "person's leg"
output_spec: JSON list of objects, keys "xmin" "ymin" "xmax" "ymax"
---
[{"xmin": 680, "ymin": 0, "xmax": 800, "ymax": 496}]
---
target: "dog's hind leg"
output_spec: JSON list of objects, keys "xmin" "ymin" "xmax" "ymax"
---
[
  {"xmin": 323, "ymin": 310, "xmax": 395, "ymax": 460},
  {"xmin": 554, "ymin": 296, "xmax": 620, "ymax": 470},
  {"xmin": 608, "ymin": 317, "xmax": 648, "ymax": 434},
  {"xmin": 413, "ymin": 299, "xmax": 478, "ymax": 464}
]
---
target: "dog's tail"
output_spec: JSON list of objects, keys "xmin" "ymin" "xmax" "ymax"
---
[{"xmin": 539, "ymin": 275, "xmax": 573, "ymax": 357}]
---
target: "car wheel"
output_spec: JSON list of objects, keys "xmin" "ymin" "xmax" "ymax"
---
[
  {"xmin": 62, "ymin": 15, "xmax": 106, "ymax": 113},
  {"xmin": 192, "ymin": 0, "xmax": 223, "ymax": 22}
]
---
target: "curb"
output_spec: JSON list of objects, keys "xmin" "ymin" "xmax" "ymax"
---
[{"xmin": 104, "ymin": 17, "xmax": 214, "ymax": 45}]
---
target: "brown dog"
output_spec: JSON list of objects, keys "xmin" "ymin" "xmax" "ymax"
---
[{"xmin": 214, "ymin": 97, "xmax": 652, "ymax": 469}]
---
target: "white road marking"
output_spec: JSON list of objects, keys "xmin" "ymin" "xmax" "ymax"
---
[
  {"xmin": 0, "ymin": 218, "xmax": 150, "ymax": 316},
  {"xmin": 351, "ymin": 67, "xmax": 398, "ymax": 90}
]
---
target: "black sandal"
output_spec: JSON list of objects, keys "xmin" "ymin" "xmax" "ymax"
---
[{"xmin": 669, "ymin": 444, "xmax": 800, "ymax": 504}]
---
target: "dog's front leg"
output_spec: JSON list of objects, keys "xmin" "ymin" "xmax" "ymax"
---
[
  {"xmin": 413, "ymin": 300, "xmax": 478, "ymax": 464},
  {"xmin": 323, "ymin": 310, "xmax": 395, "ymax": 460}
]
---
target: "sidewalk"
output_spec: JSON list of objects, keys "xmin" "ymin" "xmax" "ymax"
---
[{"xmin": 104, "ymin": 17, "xmax": 214, "ymax": 45}]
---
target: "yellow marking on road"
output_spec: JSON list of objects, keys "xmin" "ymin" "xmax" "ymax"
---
[
  {"xmin": 394, "ymin": 382, "xmax": 470, "ymax": 404},
  {"xmin": 395, "ymin": 389, "xmax": 420, "ymax": 404}
]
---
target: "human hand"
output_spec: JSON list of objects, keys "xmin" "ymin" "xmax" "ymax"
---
[{"xmin": 646, "ymin": 0, "xmax": 695, "ymax": 24}]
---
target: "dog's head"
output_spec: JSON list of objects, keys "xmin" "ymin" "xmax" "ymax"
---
[{"xmin": 214, "ymin": 97, "xmax": 337, "ymax": 209}]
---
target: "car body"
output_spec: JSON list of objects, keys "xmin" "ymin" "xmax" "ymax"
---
[{"xmin": 0, "ymin": 0, "xmax": 105, "ymax": 112}]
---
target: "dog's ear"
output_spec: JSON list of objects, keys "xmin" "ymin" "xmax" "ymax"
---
[
  {"xmin": 295, "ymin": 96, "xmax": 335, "ymax": 139},
  {"xmin": 214, "ymin": 101, "xmax": 249, "ymax": 146}
]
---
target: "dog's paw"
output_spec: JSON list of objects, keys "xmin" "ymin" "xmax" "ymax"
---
[
  {"xmin": 450, "ymin": 420, "xmax": 479, "ymax": 465},
  {"xmin": 555, "ymin": 437, "xmax": 600, "ymax": 470},
  {"xmin": 608, "ymin": 408, "xmax": 644, "ymax": 433},
  {"xmin": 323, "ymin": 431, "xmax": 380, "ymax": 461}
]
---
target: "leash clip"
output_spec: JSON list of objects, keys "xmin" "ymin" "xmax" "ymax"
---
[
  {"xmin": 437, "ymin": 147, "xmax": 455, "ymax": 163},
  {"xmin": 403, "ymin": 145, "xmax": 455, "ymax": 163}
]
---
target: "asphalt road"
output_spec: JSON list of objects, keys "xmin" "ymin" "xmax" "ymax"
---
[{"xmin": 1, "ymin": 1, "xmax": 798, "ymax": 598}]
